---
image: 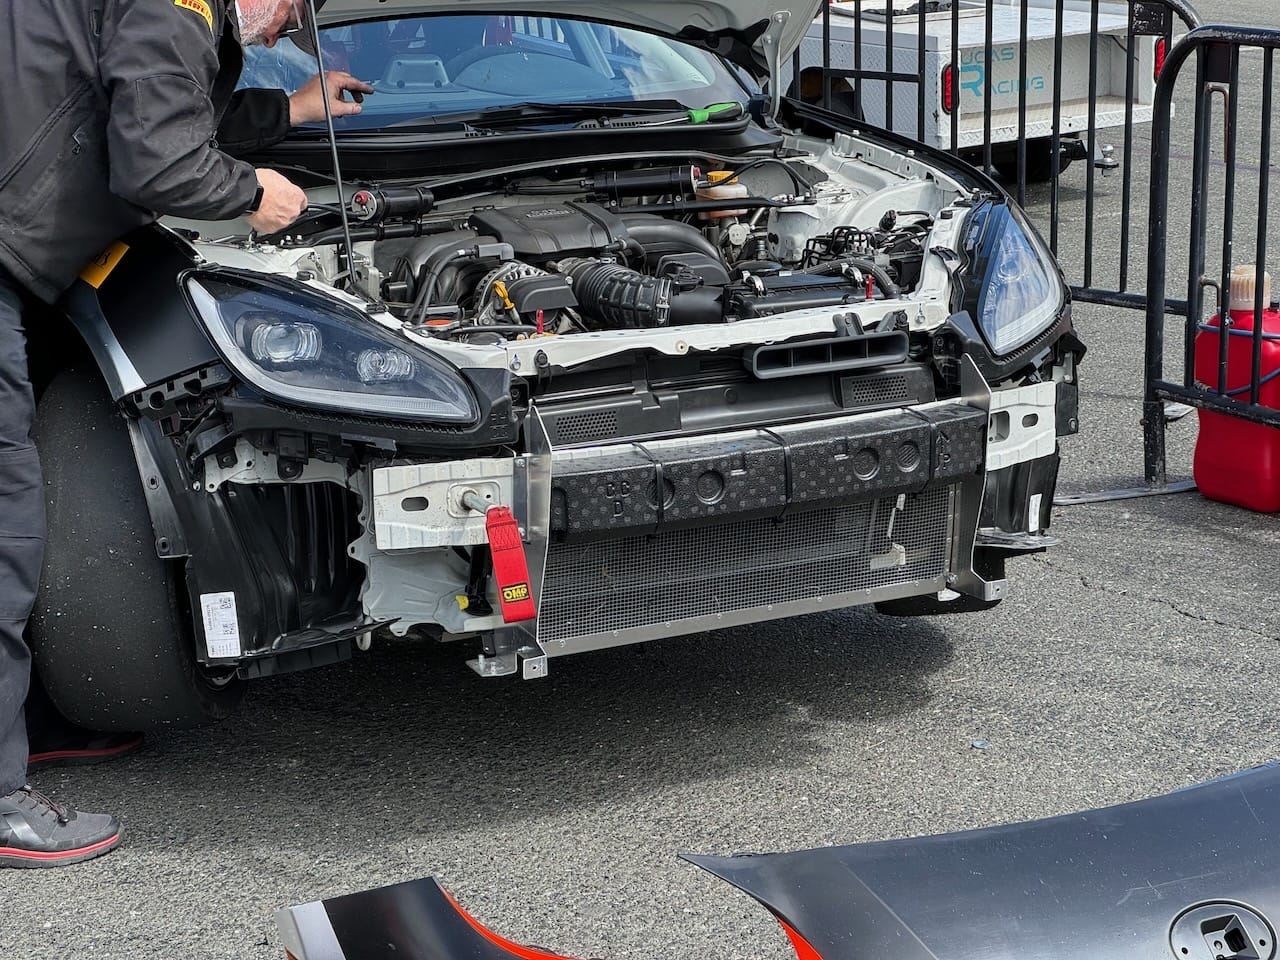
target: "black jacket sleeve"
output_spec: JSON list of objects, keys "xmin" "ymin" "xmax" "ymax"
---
[
  {"xmin": 217, "ymin": 89, "xmax": 291, "ymax": 157},
  {"xmin": 99, "ymin": 0, "xmax": 258, "ymax": 219}
]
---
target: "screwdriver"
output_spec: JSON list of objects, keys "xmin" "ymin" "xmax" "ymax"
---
[
  {"xmin": 651, "ymin": 102, "xmax": 745, "ymax": 125},
  {"xmin": 688, "ymin": 102, "xmax": 745, "ymax": 123}
]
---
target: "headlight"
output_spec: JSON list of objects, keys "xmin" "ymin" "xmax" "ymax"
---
[
  {"xmin": 962, "ymin": 201, "xmax": 1063, "ymax": 356},
  {"xmin": 186, "ymin": 272, "xmax": 477, "ymax": 423}
]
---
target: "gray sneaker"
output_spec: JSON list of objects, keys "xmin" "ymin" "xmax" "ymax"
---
[{"xmin": 0, "ymin": 785, "xmax": 121, "ymax": 867}]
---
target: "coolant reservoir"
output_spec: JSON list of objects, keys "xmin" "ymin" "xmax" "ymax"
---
[{"xmin": 696, "ymin": 170, "xmax": 749, "ymax": 220}]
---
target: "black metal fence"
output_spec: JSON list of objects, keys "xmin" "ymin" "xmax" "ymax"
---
[
  {"xmin": 793, "ymin": 0, "xmax": 1201, "ymax": 308},
  {"xmin": 1143, "ymin": 24, "xmax": 1280, "ymax": 487}
]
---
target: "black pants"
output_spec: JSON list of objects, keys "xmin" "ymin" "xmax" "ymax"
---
[{"xmin": 0, "ymin": 265, "xmax": 42, "ymax": 795}]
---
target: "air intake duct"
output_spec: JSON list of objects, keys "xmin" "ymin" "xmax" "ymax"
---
[{"xmin": 561, "ymin": 260, "xmax": 722, "ymax": 328}]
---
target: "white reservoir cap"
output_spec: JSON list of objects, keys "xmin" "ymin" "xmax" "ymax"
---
[{"xmin": 1229, "ymin": 263, "xmax": 1271, "ymax": 313}]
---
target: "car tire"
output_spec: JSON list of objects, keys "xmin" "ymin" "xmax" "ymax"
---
[{"xmin": 29, "ymin": 368, "xmax": 243, "ymax": 732}]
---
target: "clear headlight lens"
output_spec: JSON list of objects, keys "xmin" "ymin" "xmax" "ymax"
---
[
  {"xmin": 249, "ymin": 320, "xmax": 323, "ymax": 365},
  {"xmin": 965, "ymin": 202, "xmax": 1063, "ymax": 356},
  {"xmin": 355, "ymin": 348, "xmax": 416, "ymax": 384},
  {"xmin": 187, "ymin": 272, "xmax": 477, "ymax": 423}
]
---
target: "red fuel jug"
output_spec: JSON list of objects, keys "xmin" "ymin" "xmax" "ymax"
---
[{"xmin": 1192, "ymin": 264, "xmax": 1280, "ymax": 512}]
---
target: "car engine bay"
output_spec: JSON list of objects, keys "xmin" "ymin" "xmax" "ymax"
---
[
  {"xmin": 367, "ymin": 187, "xmax": 931, "ymax": 336},
  {"xmin": 196, "ymin": 131, "xmax": 971, "ymax": 350}
]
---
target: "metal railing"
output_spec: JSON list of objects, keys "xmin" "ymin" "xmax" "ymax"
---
[
  {"xmin": 795, "ymin": 0, "xmax": 1201, "ymax": 308},
  {"xmin": 1143, "ymin": 24, "xmax": 1280, "ymax": 488}
]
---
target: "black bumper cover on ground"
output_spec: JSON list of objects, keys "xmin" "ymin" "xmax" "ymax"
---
[{"xmin": 278, "ymin": 763, "xmax": 1280, "ymax": 959}]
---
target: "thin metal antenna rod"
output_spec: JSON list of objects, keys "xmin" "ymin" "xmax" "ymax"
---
[{"xmin": 304, "ymin": 0, "xmax": 358, "ymax": 291}]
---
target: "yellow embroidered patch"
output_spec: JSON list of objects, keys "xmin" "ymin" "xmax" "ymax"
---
[
  {"xmin": 501, "ymin": 583, "xmax": 531, "ymax": 604},
  {"xmin": 174, "ymin": 0, "xmax": 214, "ymax": 33},
  {"xmin": 79, "ymin": 242, "xmax": 130, "ymax": 289}
]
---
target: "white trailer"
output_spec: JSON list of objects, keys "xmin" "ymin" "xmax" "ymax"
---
[{"xmin": 795, "ymin": 0, "xmax": 1169, "ymax": 177}]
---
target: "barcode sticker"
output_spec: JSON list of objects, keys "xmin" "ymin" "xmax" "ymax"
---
[{"xmin": 200, "ymin": 591, "xmax": 241, "ymax": 659}]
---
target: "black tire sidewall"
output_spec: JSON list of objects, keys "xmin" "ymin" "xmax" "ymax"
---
[{"xmin": 29, "ymin": 369, "xmax": 243, "ymax": 732}]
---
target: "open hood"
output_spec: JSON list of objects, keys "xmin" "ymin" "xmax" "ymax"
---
[{"xmin": 310, "ymin": 0, "xmax": 824, "ymax": 78}]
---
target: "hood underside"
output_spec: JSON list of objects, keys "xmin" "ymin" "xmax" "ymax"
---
[{"xmin": 312, "ymin": 0, "xmax": 823, "ymax": 76}]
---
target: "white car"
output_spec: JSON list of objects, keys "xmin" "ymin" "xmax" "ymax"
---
[{"xmin": 29, "ymin": 0, "xmax": 1084, "ymax": 729}]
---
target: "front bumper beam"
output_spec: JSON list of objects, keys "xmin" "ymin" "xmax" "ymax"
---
[
  {"xmin": 372, "ymin": 399, "xmax": 989, "ymax": 551},
  {"xmin": 546, "ymin": 400, "xmax": 988, "ymax": 543}
]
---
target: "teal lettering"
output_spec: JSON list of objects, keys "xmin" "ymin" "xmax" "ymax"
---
[{"xmin": 960, "ymin": 63, "xmax": 984, "ymax": 97}]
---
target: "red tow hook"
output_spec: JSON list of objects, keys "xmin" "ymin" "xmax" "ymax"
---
[{"xmin": 460, "ymin": 491, "xmax": 537, "ymax": 624}]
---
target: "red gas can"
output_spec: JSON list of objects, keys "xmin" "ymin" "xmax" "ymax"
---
[{"xmin": 1193, "ymin": 264, "xmax": 1280, "ymax": 512}]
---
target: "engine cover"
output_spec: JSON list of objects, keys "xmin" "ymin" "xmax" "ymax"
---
[{"xmin": 469, "ymin": 202, "xmax": 630, "ymax": 261}]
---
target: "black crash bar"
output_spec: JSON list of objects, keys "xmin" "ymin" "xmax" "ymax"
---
[{"xmin": 548, "ymin": 402, "xmax": 987, "ymax": 543}]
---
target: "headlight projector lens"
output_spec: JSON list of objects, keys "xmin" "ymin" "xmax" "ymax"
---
[{"xmin": 249, "ymin": 321, "xmax": 323, "ymax": 365}]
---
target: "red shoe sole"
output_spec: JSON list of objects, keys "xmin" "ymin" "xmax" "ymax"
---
[
  {"xmin": 0, "ymin": 831, "xmax": 122, "ymax": 868},
  {"xmin": 28, "ymin": 736, "xmax": 144, "ymax": 770}
]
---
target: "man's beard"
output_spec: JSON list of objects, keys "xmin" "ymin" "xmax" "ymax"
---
[{"xmin": 238, "ymin": 1, "xmax": 278, "ymax": 46}]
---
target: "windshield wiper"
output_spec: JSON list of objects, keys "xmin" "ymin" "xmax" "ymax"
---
[
  {"xmin": 572, "ymin": 102, "xmax": 746, "ymax": 127},
  {"xmin": 511, "ymin": 99, "xmax": 690, "ymax": 116},
  {"xmin": 379, "ymin": 99, "xmax": 738, "ymax": 132}
]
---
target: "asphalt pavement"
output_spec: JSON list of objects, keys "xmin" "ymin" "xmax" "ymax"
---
[{"xmin": 5, "ymin": 2, "xmax": 1280, "ymax": 957}]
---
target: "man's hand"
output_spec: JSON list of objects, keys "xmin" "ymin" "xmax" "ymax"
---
[
  {"xmin": 245, "ymin": 168, "xmax": 308, "ymax": 234},
  {"xmin": 288, "ymin": 71, "xmax": 375, "ymax": 125}
]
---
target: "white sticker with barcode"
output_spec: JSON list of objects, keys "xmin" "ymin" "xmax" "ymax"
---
[{"xmin": 200, "ymin": 591, "xmax": 242, "ymax": 659}]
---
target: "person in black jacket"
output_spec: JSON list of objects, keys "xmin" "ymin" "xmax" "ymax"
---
[{"xmin": 0, "ymin": 0, "xmax": 371, "ymax": 868}]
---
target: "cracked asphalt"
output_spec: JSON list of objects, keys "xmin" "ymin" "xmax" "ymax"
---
[{"xmin": 5, "ymin": 1, "xmax": 1279, "ymax": 956}]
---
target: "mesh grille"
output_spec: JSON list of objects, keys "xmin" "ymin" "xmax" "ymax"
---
[
  {"xmin": 538, "ymin": 485, "xmax": 952, "ymax": 645},
  {"xmin": 555, "ymin": 410, "xmax": 619, "ymax": 445},
  {"xmin": 844, "ymin": 373, "xmax": 910, "ymax": 407}
]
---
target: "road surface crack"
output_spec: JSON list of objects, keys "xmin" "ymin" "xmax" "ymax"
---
[{"xmin": 1046, "ymin": 561, "xmax": 1278, "ymax": 641}]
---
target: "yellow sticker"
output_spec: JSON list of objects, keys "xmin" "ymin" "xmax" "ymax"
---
[
  {"xmin": 502, "ymin": 583, "xmax": 531, "ymax": 604},
  {"xmin": 79, "ymin": 242, "xmax": 129, "ymax": 289},
  {"xmin": 174, "ymin": 0, "xmax": 214, "ymax": 32}
]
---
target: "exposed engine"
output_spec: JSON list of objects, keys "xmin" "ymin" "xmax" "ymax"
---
[
  {"xmin": 305, "ymin": 161, "xmax": 940, "ymax": 341},
  {"xmin": 369, "ymin": 199, "xmax": 932, "ymax": 338}
]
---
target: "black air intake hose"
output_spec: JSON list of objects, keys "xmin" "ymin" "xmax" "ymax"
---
[
  {"xmin": 619, "ymin": 215, "xmax": 724, "ymax": 265},
  {"xmin": 800, "ymin": 256, "xmax": 901, "ymax": 299},
  {"xmin": 564, "ymin": 260, "xmax": 671, "ymax": 328},
  {"xmin": 562, "ymin": 260, "xmax": 723, "ymax": 328},
  {"xmin": 667, "ymin": 286, "xmax": 724, "ymax": 326}
]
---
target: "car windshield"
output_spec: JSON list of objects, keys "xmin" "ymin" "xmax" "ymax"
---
[{"xmin": 239, "ymin": 14, "xmax": 751, "ymax": 131}]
